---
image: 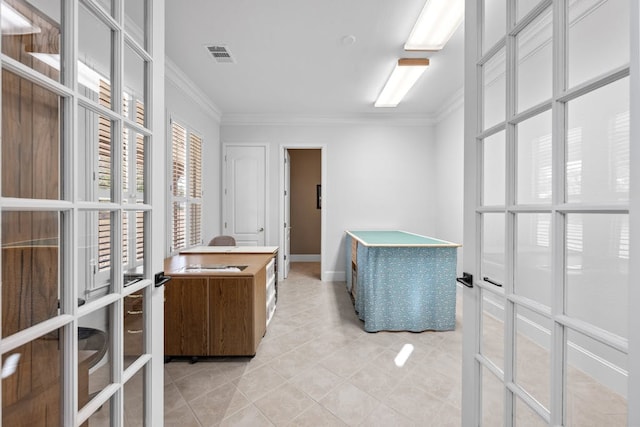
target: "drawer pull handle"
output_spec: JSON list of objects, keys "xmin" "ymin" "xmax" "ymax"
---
[
  {"xmin": 127, "ymin": 329, "xmax": 143, "ymax": 334},
  {"xmin": 126, "ymin": 294, "xmax": 143, "ymax": 299},
  {"xmin": 127, "ymin": 310, "xmax": 143, "ymax": 315}
]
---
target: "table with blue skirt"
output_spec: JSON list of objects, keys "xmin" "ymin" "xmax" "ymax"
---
[{"xmin": 345, "ymin": 230, "xmax": 461, "ymax": 332}]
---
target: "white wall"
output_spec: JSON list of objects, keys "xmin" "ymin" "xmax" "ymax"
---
[
  {"xmin": 434, "ymin": 104, "xmax": 464, "ymax": 275},
  {"xmin": 221, "ymin": 120, "xmax": 437, "ymax": 280},
  {"xmin": 165, "ymin": 67, "xmax": 222, "ymax": 249}
]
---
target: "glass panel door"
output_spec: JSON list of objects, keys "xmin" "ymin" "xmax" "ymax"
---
[
  {"xmin": 463, "ymin": 0, "xmax": 632, "ymax": 425},
  {"xmin": 0, "ymin": 0, "xmax": 162, "ymax": 425}
]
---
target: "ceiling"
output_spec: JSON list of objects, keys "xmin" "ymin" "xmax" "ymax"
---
[{"xmin": 165, "ymin": 0, "xmax": 464, "ymax": 117}]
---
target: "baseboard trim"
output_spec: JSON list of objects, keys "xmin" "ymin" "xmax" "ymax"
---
[
  {"xmin": 290, "ymin": 254, "xmax": 321, "ymax": 262},
  {"xmin": 323, "ymin": 271, "xmax": 345, "ymax": 282}
]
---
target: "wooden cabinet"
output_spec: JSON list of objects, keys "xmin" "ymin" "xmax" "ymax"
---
[
  {"xmin": 164, "ymin": 278, "xmax": 209, "ymax": 356},
  {"xmin": 210, "ymin": 273, "xmax": 264, "ymax": 355},
  {"xmin": 164, "ymin": 253, "xmax": 274, "ymax": 357}
]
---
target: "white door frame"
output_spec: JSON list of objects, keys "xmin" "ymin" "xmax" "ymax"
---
[
  {"xmin": 461, "ymin": 2, "xmax": 481, "ymax": 424},
  {"xmin": 283, "ymin": 149, "xmax": 291, "ymax": 278},
  {"xmin": 278, "ymin": 144, "xmax": 327, "ymax": 281},
  {"xmin": 628, "ymin": 1, "xmax": 640, "ymax": 423}
]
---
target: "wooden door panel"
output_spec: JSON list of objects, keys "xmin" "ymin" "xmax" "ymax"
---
[
  {"xmin": 164, "ymin": 278, "xmax": 209, "ymax": 356},
  {"xmin": 209, "ymin": 277, "xmax": 254, "ymax": 356}
]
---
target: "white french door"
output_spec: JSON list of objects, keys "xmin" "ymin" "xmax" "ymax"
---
[
  {"xmin": 0, "ymin": 0, "xmax": 165, "ymax": 425},
  {"xmin": 462, "ymin": 0, "xmax": 635, "ymax": 425}
]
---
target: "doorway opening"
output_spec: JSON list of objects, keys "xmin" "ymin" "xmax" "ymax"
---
[{"xmin": 279, "ymin": 146, "xmax": 326, "ymax": 281}]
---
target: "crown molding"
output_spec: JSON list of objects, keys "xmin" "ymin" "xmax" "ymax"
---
[
  {"xmin": 221, "ymin": 112, "xmax": 437, "ymax": 127},
  {"xmin": 435, "ymin": 86, "xmax": 464, "ymax": 123},
  {"xmin": 165, "ymin": 57, "xmax": 222, "ymax": 122}
]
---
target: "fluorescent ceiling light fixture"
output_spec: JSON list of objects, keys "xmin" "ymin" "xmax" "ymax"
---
[
  {"xmin": 1, "ymin": 2, "xmax": 41, "ymax": 35},
  {"xmin": 374, "ymin": 58, "xmax": 429, "ymax": 108},
  {"xmin": 29, "ymin": 53, "xmax": 107, "ymax": 93},
  {"xmin": 404, "ymin": 0, "xmax": 464, "ymax": 51}
]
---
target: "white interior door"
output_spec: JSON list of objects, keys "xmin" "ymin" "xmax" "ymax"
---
[
  {"xmin": 283, "ymin": 149, "xmax": 291, "ymax": 278},
  {"xmin": 462, "ymin": 1, "xmax": 632, "ymax": 425},
  {"xmin": 223, "ymin": 144, "xmax": 267, "ymax": 246}
]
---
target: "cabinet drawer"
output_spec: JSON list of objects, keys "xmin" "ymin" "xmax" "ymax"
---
[{"xmin": 124, "ymin": 291, "xmax": 144, "ymax": 358}]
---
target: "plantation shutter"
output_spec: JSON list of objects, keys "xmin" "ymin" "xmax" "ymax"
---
[
  {"xmin": 122, "ymin": 95, "xmax": 130, "ymax": 265},
  {"xmin": 135, "ymin": 100, "xmax": 145, "ymax": 260},
  {"xmin": 189, "ymin": 133, "xmax": 202, "ymax": 246},
  {"xmin": 98, "ymin": 79, "xmax": 112, "ymax": 271},
  {"xmin": 171, "ymin": 122, "xmax": 187, "ymax": 250}
]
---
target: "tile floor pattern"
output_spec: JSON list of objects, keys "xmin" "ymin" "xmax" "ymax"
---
[
  {"xmin": 84, "ymin": 263, "xmax": 627, "ymax": 426},
  {"xmin": 160, "ymin": 262, "xmax": 628, "ymax": 426},
  {"xmin": 163, "ymin": 262, "xmax": 463, "ymax": 426}
]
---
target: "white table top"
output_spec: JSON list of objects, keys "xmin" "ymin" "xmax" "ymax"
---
[{"xmin": 180, "ymin": 245, "xmax": 278, "ymax": 254}]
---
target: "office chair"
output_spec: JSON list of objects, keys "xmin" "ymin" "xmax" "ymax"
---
[{"xmin": 208, "ymin": 235, "xmax": 236, "ymax": 246}]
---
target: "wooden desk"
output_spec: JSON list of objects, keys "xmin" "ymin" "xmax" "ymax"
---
[{"xmin": 164, "ymin": 252, "xmax": 276, "ymax": 357}]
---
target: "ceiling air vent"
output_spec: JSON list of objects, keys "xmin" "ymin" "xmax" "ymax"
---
[{"xmin": 205, "ymin": 45, "xmax": 236, "ymax": 64}]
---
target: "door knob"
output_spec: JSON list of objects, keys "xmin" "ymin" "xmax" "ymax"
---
[{"xmin": 259, "ymin": 227, "xmax": 264, "ymax": 232}]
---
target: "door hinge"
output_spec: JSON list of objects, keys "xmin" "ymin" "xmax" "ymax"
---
[
  {"xmin": 284, "ymin": 190, "xmax": 287, "ymax": 196},
  {"xmin": 224, "ymin": 222, "xmax": 227, "ymax": 229},
  {"xmin": 284, "ymin": 222, "xmax": 287, "ymax": 227}
]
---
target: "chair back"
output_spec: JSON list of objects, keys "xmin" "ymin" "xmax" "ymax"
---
[{"xmin": 208, "ymin": 235, "xmax": 236, "ymax": 246}]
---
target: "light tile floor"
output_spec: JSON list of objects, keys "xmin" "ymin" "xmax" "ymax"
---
[
  {"xmin": 86, "ymin": 262, "xmax": 627, "ymax": 426},
  {"xmin": 163, "ymin": 262, "xmax": 463, "ymax": 426}
]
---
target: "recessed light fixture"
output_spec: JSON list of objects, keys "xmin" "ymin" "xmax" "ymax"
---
[
  {"xmin": 374, "ymin": 58, "xmax": 429, "ymax": 108},
  {"xmin": 404, "ymin": 0, "xmax": 464, "ymax": 51},
  {"xmin": 340, "ymin": 35, "xmax": 356, "ymax": 46}
]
